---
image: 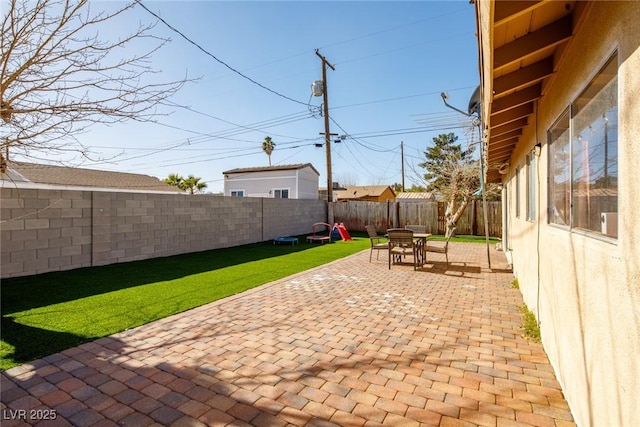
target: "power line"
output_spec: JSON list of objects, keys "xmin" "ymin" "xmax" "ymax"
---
[
  {"xmin": 319, "ymin": 6, "xmax": 468, "ymax": 51},
  {"xmin": 330, "ymin": 118, "xmax": 397, "ymax": 153},
  {"xmin": 135, "ymin": 0, "xmax": 310, "ymax": 107}
]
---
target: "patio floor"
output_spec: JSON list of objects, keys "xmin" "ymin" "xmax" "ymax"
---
[{"xmin": 1, "ymin": 243, "xmax": 575, "ymax": 426}]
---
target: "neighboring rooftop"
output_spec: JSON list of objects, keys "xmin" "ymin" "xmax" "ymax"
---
[
  {"xmin": 396, "ymin": 191, "xmax": 434, "ymax": 201},
  {"xmin": 1, "ymin": 161, "xmax": 184, "ymax": 193},
  {"xmin": 223, "ymin": 163, "xmax": 320, "ymax": 176},
  {"xmin": 333, "ymin": 185, "xmax": 395, "ymax": 201}
]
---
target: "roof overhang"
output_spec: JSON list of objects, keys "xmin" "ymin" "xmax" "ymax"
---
[{"xmin": 475, "ymin": 0, "xmax": 589, "ymax": 182}]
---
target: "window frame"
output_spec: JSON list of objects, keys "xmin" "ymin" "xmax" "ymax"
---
[
  {"xmin": 526, "ymin": 152, "xmax": 537, "ymax": 222},
  {"xmin": 515, "ymin": 166, "xmax": 521, "ymax": 219},
  {"xmin": 230, "ymin": 190, "xmax": 244, "ymax": 197},
  {"xmin": 547, "ymin": 109, "xmax": 571, "ymax": 228},
  {"xmin": 273, "ymin": 188, "xmax": 290, "ymax": 199},
  {"xmin": 546, "ymin": 51, "xmax": 618, "ymax": 241}
]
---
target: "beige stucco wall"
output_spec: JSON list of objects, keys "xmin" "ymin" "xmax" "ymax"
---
[
  {"xmin": 1, "ymin": 187, "xmax": 326, "ymax": 278},
  {"xmin": 495, "ymin": 2, "xmax": 640, "ymax": 426},
  {"xmin": 223, "ymin": 167, "xmax": 319, "ymax": 199}
]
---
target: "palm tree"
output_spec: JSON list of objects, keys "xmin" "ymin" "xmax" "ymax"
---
[
  {"xmin": 262, "ymin": 136, "xmax": 276, "ymax": 166},
  {"xmin": 164, "ymin": 173, "xmax": 185, "ymax": 191},
  {"xmin": 183, "ymin": 175, "xmax": 207, "ymax": 195}
]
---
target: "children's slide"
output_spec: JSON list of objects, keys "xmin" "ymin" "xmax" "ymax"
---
[{"xmin": 333, "ymin": 223, "xmax": 353, "ymax": 241}]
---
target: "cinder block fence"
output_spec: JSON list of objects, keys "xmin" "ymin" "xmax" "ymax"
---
[{"xmin": 1, "ymin": 188, "xmax": 326, "ymax": 278}]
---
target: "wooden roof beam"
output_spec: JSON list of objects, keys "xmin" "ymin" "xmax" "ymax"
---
[
  {"xmin": 494, "ymin": 1, "xmax": 543, "ymax": 27},
  {"xmin": 490, "ymin": 117, "xmax": 528, "ymax": 137},
  {"xmin": 491, "ymin": 103, "xmax": 534, "ymax": 127},
  {"xmin": 489, "ymin": 129, "xmax": 522, "ymax": 145},
  {"xmin": 493, "ymin": 57, "xmax": 554, "ymax": 98},
  {"xmin": 489, "ymin": 142, "xmax": 518, "ymax": 157},
  {"xmin": 491, "ymin": 84, "xmax": 541, "ymax": 115},
  {"xmin": 494, "ymin": 15, "xmax": 573, "ymax": 71}
]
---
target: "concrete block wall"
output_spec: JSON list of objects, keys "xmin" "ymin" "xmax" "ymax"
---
[
  {"xmin": 263, "ymin": 198, "xmax": 327, "ymax": 240},
  {"xmin": 1, "ymin": 187, "xmax": 326, "ymax": 278}
]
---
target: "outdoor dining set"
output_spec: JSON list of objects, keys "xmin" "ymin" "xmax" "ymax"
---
[{"xmin": 366, "ymin": 224, "xmax": 454, "ymax": 270}]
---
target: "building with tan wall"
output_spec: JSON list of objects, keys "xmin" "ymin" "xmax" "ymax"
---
[
  {"xmin": 333, "ymin": 185, "xmax": 396, "ymax": 203},
  {"xmin": 475, "ymin": 1, "xmax": 639, "ymax": 425}
]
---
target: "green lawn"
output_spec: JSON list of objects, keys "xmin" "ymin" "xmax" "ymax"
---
[
  {"xmin": 1, "ymin": 236, "xmax": 369, "ymax": 370},
  {"xmin": 1, "ymin": 232, "xmax": 496, "ymax": 371}
]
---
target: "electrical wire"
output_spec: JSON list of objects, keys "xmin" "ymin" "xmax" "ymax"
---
[
  {"xmin": 134, "ymin": 0, "xmax": 311, "ymax": 107},
  {"xmin": 319, "ymin": 6, "xmax": 468, "ymax": 51},
  {"xmin": 330, "ymin": 118, "xmax": 398, "ymax": 153}
]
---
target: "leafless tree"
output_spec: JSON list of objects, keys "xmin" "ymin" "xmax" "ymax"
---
[
  {"xmin": 414, "ymin": 132, "xmax": 481, "ymax": 233},
  {"xmin": 0, "ymin": 0, "xmax": 190, "ymax": 163}
]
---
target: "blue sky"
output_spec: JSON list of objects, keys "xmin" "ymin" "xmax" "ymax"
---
[{"xmin": 48, "ymin": 1, "xmax": 480, "ymax": 193}]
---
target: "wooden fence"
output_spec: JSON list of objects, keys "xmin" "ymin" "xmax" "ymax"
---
[{"xmin": 332, "ymin": 200, "xmax": 502, "ymax": 237}]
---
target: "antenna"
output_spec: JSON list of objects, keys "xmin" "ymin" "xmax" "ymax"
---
[
  {"xmin": 440, "ymin": 92, "xmax": 472, "ymax": 117},
  {"xmin": 439, "ymin": 86, "xmax": 491, "ymax": 268}
]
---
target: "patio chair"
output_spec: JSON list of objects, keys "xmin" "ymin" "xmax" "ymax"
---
[
  {"xmin": 405, "ymin": 224, "xmax": 426, "ymax": 234},
  {"xmin": 425, "ymin": 227, "xmax": 455, "ymax": 268},
  {"xmin": 365, "ymin": 225, "xmax": 388, "ymax": 262},
  {"xmin": 306, "ymin": 222, "xmax": 332, "ymax": 244},
  {"xmin": 388, "ymin": 228, "xmax": 424, "ymax": 270}
]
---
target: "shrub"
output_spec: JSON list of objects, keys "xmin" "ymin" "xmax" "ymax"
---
[{"xmin": 520, "ymin": 304, "xmax": 541, "ymax": 342}]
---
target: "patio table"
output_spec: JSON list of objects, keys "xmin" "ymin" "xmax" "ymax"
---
[{"xmin": 412, "ymin": 233, "xmax": 431, "ymax": 266}]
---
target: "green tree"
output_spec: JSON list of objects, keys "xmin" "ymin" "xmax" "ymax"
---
[
  {"xmin": 163, "ymin": 173, "xmax": 185, "ymax": 191},
  {"xmin": 182, "ymin": 175, "xmax": 207, "ymax": 195},
  {"xmin": 407, "ymin": 184, "xmax": 427, "ymax": 192},
  {"xmin": 262, "ymin": 136, "xmax": 276, "ymax": 166},
  {"xmin": 391, "ymin": 183, "xmax": 426, "ymax": 193},
  {"xmin": 418, "ymin": 133, "xmax": 480, "ymax": 232}
]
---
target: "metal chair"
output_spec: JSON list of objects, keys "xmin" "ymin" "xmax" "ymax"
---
[
  {"xmin": 388, "ymin": 228, "xmax": 424, "ymax": 270},
  {"xmin": 365, "ymin": 225, "xmax": 388, "ymax": 262},
  {"xmin": 425, "ymin": 227, "xmax": 455, "ymax": 268},
  {"xmin": 405, "ymin": 224, "xmax": 426, "ymax": 234}
]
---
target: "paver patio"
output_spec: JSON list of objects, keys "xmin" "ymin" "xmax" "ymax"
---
[{"xmin": 1, "ymin": 243, "xmax": 575, "ymax": 426}]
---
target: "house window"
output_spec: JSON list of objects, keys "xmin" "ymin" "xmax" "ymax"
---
[
  {"xmin": 548, "ymin": 52, "xmax": 618, "ymax": 238},
  {"xmin": 231, "ymin": 190, "xmax": 244, "ymax": 197},
  {"xmin": 572, "ymin": 54, "xmax": 618, "ymax": 237},
  {"xmin": 515, "ymin": 166, "xmax": 521, "ymax": 218},
  {"xmin": 273, "ymin": 189, "xmax": 289, "ymax": 199},
  {"xmin": 548, "ymin": 110, "xmax": 570, "ymax": 226},
  {"xmin": 526, "ymin": 152, "xmax": 536, "ymax": 221}
]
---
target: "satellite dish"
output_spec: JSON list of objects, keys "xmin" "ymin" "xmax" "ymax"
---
[{"xmin": 468, "ymin": 85, "xmax": 481, "ymax": 117}]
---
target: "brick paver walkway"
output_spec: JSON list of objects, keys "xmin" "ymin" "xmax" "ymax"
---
[{"xmin": 1, "ymin": 244, "xmax": 575, "ymax": 426}]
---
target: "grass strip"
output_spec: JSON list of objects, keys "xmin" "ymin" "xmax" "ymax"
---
[{"xmin": 1, "ymin": 236, "xmax": 368, "ymax": 370}]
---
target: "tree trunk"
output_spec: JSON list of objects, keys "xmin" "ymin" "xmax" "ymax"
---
[{"xmin": 445, "ymin": 196, "xmax": 471, "ymax": 236}]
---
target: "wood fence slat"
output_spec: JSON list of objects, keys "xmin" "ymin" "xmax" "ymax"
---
[{"xmin": 333, "ymin": 200, "xmax": 502, "ymax": 237}]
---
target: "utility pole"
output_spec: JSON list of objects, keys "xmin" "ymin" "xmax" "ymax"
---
[
  {"xmin": 400, "ymin": 141, "xmax": 405, "ymax": 192},
  {"xmin": 316, "ymin": 49, "xmax": 335, "ymax": 204}
]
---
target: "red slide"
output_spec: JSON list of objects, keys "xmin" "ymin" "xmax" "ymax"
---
[{"xmin": 333, "ymin": 223, "xmax": 353, "ymax": 241}]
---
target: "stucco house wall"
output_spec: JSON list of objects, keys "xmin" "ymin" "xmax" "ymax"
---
[
  {"xmin": 223, "ymin": 164, "xmax": 319, "ymax": 199},
  {"xmin": 478, "ymin": 1, "xmax": 640, "ymax": 425},
  {"xmin": 296, "ymin": 166, "xmax": 321, "ymax": 199}
]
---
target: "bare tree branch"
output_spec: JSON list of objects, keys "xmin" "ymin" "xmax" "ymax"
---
[
  {"xmin": 1, "ymin": 0, "xmax": 193, "ymax": 162},
  {"xmin": 417, "ymin": 132, "xmax": 481, "ymax": 231}
]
